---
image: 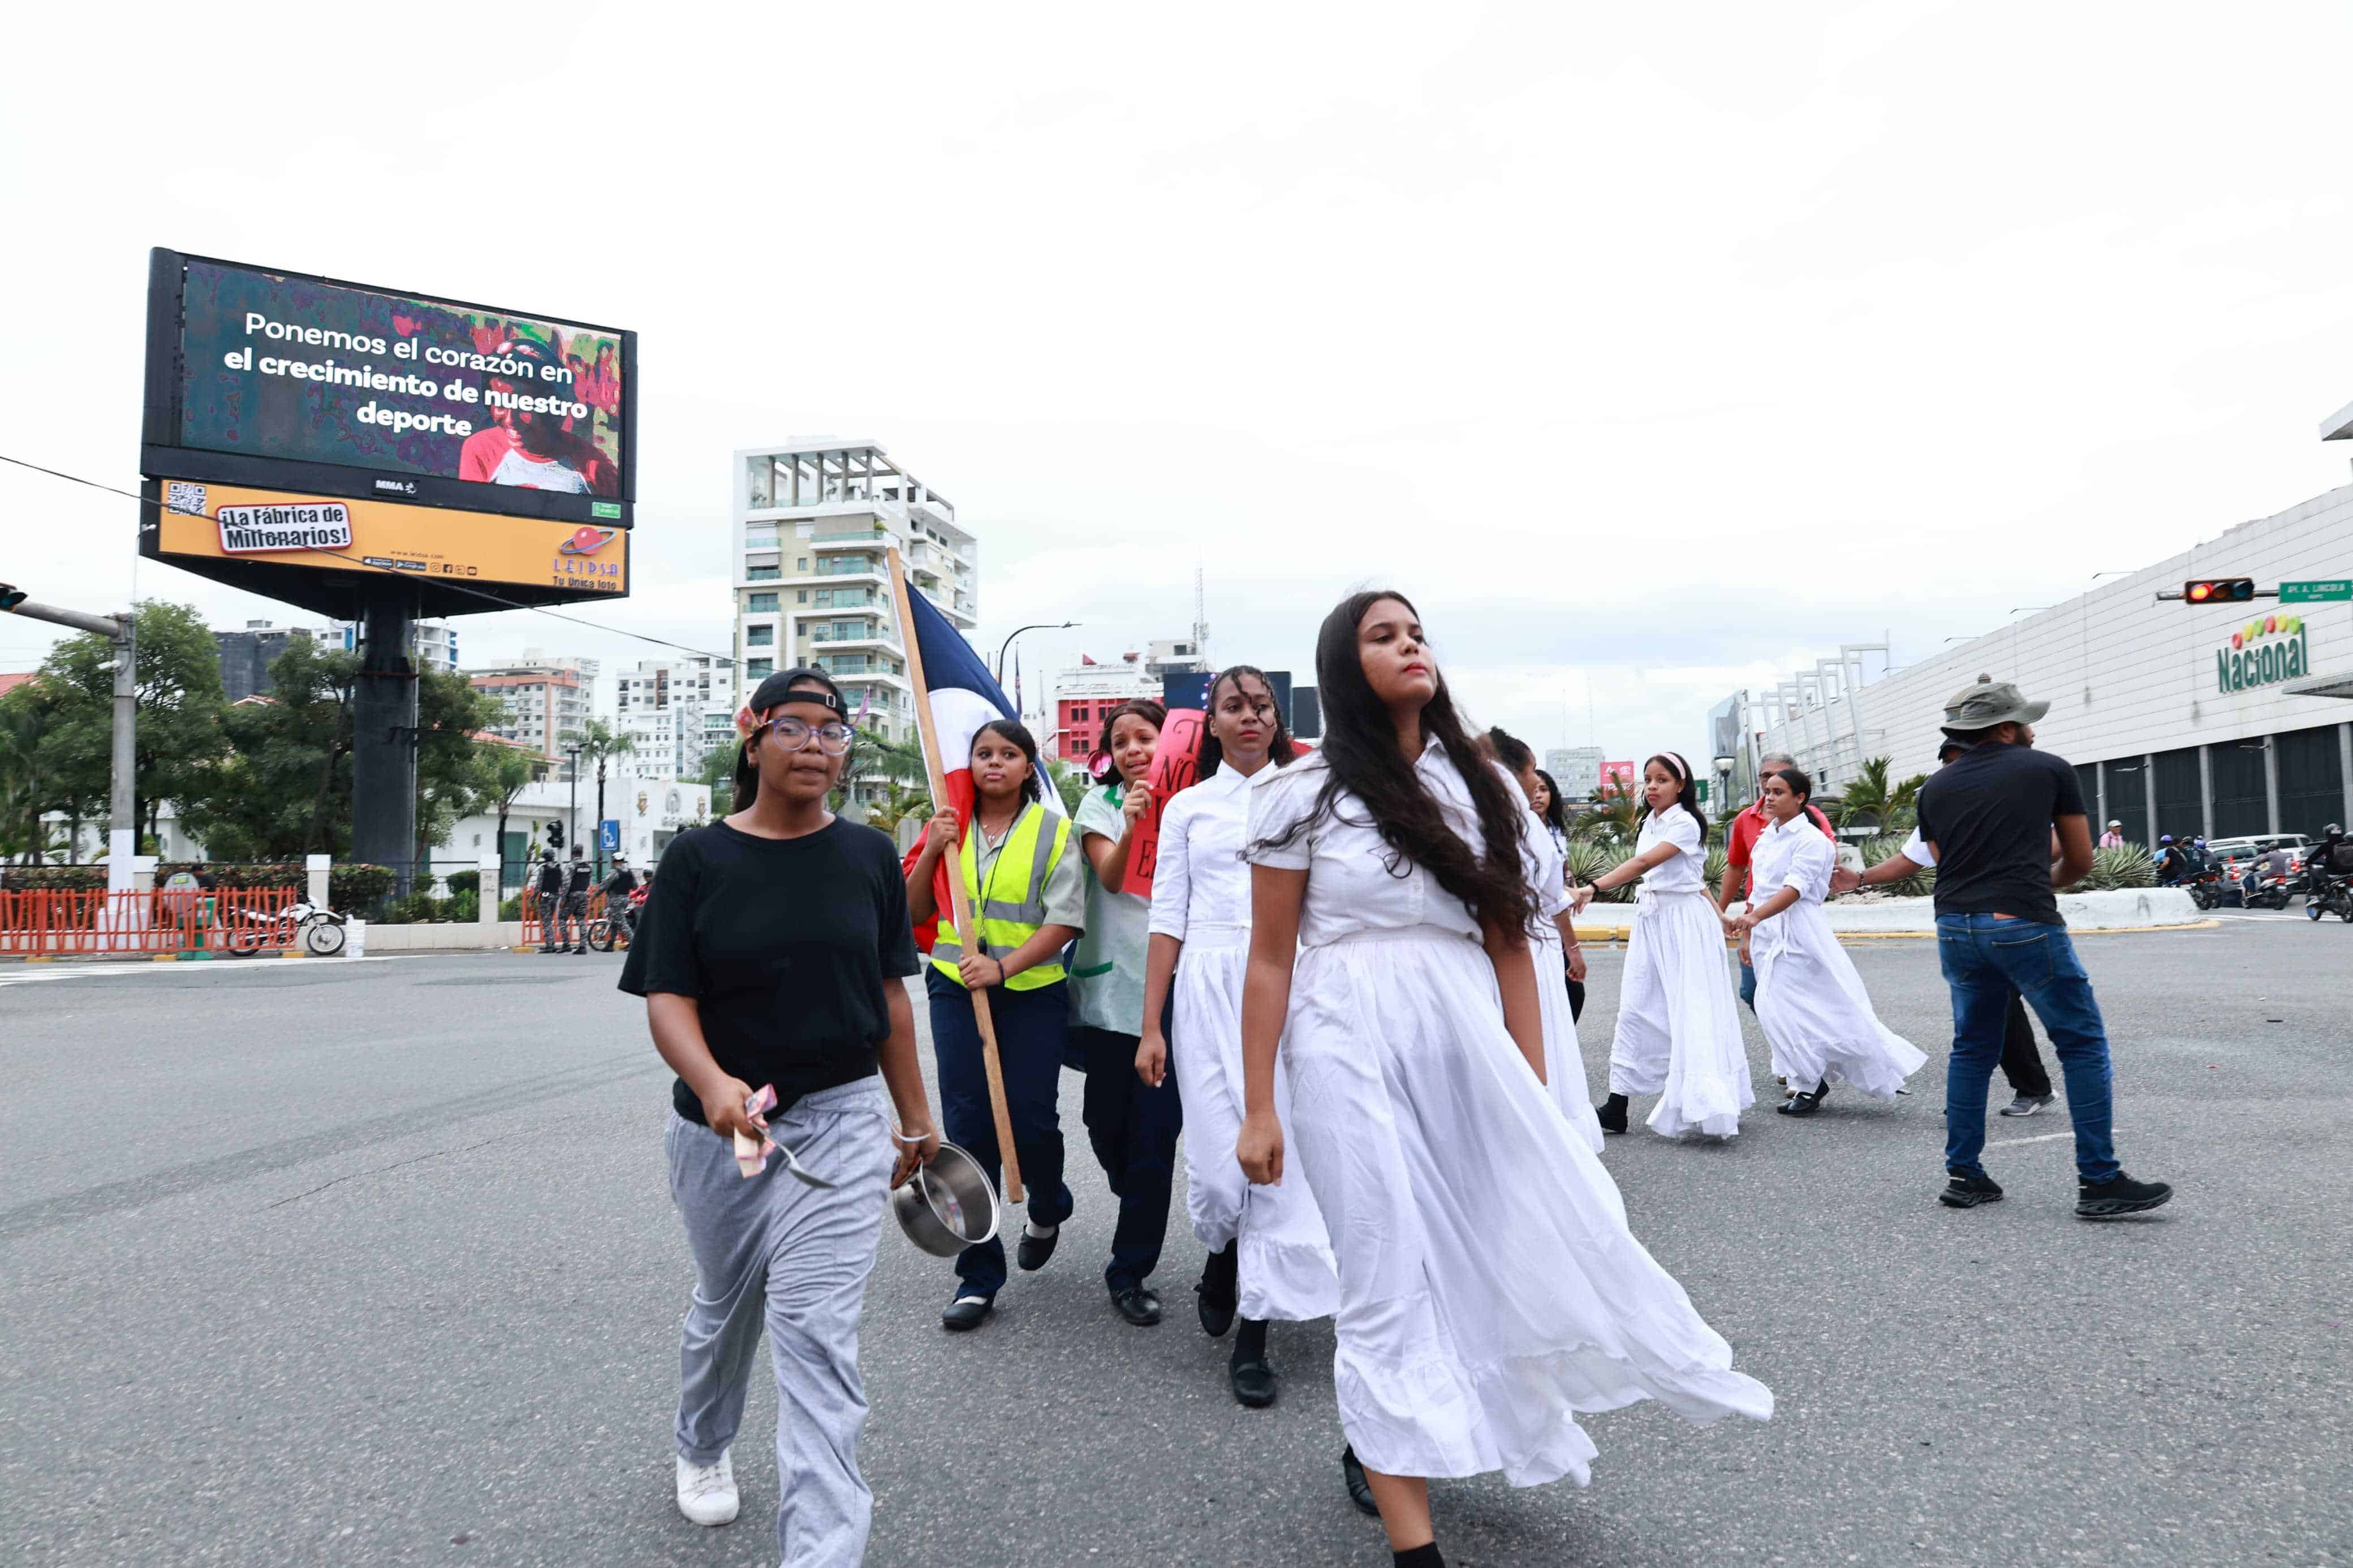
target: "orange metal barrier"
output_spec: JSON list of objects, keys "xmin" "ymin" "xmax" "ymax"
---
[
  {"xmin": 517, "ymin": 888, "xmax": 609, "ymax": 948},
  {"xmin": 0, "ymin": 887, "xmax": 300, "ymax": 957}
]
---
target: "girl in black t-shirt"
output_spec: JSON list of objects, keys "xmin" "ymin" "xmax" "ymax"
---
[{"xmin": 620, "ymin": 668, "xmax": 940, "ymax": 1558}]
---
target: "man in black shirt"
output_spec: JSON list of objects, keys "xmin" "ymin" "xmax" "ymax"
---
[{"xmin": 1916, "ymin": 676, "xmax": 2172, "ymax": 1219}]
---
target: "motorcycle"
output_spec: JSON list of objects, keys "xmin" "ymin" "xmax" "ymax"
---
[
  {"xmin": 2242, "ymin": 869, "xmax": 2292, "ymax": 911},
  {"xmin": 2182, "ymin": 866, "xmax": 2226, "ymax": 910},
  {"xmin": 2305, "ymin": 873, "xmax": 2353, "ymax": 923},
  {"xmin": 585, "ymin": 884, "xmax": 648, "ymax": 953},
  {"xmin": 226, "ymin": 899, "xmax": 350, "ymax": 957}
]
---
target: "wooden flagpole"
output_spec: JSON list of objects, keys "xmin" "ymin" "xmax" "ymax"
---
[{"xmin": 888, "ymin": 546, "xmax": 1025, "ymax": 1204}]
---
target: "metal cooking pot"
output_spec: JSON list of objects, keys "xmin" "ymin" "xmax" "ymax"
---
[{"xmin": 891, "ymin": 1142, "xmax": 1000, "ymax": 1257}]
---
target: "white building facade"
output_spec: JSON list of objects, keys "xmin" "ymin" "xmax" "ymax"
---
[
  {"xmin": 466, "ymin": 652, "xmax": 601, "ymax": 762},
  {"xmin": 733, "ymin": 440, "xmax": 979, "ymax": 807},
  {"xmin": 1750, "ymin": 483, "xmax": 2353, "ymax": 846},
  {"xmin": 1545, "ymin": 746, "xmax": 1604, "ymax": 801},
  {"xmin": 615, "ymin": 655, "xmax": 736, "ymax": 786}
]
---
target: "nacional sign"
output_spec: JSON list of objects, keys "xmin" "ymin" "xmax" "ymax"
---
[{"xmin": 2214, "ymin": 613, "xmax": 2310, "ymax": 695}]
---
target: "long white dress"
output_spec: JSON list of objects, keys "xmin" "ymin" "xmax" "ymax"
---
[
  {"xmin": 1606, "ymin": 806, "xmax": 1753, "ymax": 1138},
  {"xmin": 1514, "ymin": 787, "xmax": 1603, "ymax": 1152},
  {"xmin": 1149, "ymin": 761, "xmax": 1339, "ymax": 1323},
  {"xmin": 1247, "ymin": 742, "xmax": 1772, "ymax": 1487},
  {"xmin": 1749, "ymin": 816, "xmax": 1927, "ymax": 1099}
]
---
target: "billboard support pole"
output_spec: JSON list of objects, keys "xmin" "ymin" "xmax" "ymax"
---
[{"xmin": 350, "ymin": 584, "xmax": 420, "ymax": 899}]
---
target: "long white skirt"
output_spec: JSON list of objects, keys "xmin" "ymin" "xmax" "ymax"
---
[
  {"xmin": 1282, "ymin": 926, "xmax": 1772, "ymax": 1487},
  {"xmin": 1532, "ymin": 926, "xmax": 1604, "ymax": 1152},
  {"xmin": 1170, "ymin": 931, "xmax": 1339, "ymax": 1323},
  {"xmin": 1753, "ymin": 901, "xmax": 1927, "ymax": 1099},
  {"xmin": 1608, "ymin": 889, "xmax": 1753, "ymax": 1138}
]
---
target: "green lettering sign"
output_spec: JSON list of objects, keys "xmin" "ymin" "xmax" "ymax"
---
[
  {"xmin": 2216, "ymin": 626, "xmax": 2309, "ymax": 694},
  {"xmin": 2281, "ymin": 580, "xmax": 2351, "ymax": 603}
]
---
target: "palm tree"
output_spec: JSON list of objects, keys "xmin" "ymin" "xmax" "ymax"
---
[
  {"xmin": 476, "ymin": 748, "xmax": 538, "ymax": 897},
  {"xmin": 1837, "ymin": 757, "xmax": 1897, "ymax": 832},
  {"xmin": 1575, "ymin": 781, "xmax": 1645, "ymax": 843},
  {"xmin": 577, "ymin": 720, "xmax": 635, "ymax": 877}
]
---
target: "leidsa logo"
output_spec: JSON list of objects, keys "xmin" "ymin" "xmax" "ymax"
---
[{"xmin": 216, "ymin": 502, "xmax": 354, "ymax": 555}]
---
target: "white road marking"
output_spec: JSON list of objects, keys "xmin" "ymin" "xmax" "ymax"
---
[
  {"xmin": 0, "ymin": 956, "xmax": 395, "ymax": 987},
  {"xmin": 1988, "ymin": 1131, "xmax": 2073, "ymax": 1146}
]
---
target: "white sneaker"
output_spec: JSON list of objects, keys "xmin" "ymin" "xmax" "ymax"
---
[{"xmin": 675, "ymin": 1451, "xmax": 738, "ymax": 1527}]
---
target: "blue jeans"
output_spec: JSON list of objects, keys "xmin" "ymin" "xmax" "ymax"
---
[
  {"xmin": 1738, "ymin": 958, "xmax": 1756, "ymax": 1012},
  {"xmin": 1936, "ymin": 914, "xmax": 2118, "ymax": 1184},
  {"xmin": 926, "ymin": 971, "xmax": 1076, "ymax": 1299}
]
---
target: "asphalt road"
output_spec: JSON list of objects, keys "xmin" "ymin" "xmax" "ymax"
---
[{"xmin": 3, "ymin": 921, "xmax": 2347, "ymax": 1568}]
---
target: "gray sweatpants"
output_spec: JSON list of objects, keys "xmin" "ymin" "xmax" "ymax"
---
[{"xmin": 665, "ymin": 1078, "xmax": 894, "ymax": 1568}]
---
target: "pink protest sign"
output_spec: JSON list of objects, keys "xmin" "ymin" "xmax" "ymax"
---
[{"xmin": 1118, "ymin": 708, "xmax": 1204, "ymax": 901}]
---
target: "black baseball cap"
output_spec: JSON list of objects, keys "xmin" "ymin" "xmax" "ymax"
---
[{"xmin": 747, "ymin": 668, "xmax": 847, "ymax": 718}]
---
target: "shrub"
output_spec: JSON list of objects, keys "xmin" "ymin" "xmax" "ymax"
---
[
  {"xmin": 446, "ymin": 890, "xmax": 480, "ymax": 923},
  {"xmin": 443, "ymin": 870, "xmax": 481, "ymax": 897},
  {"xmin": 1860, "ymin": 835, "xmax": 1934, "ymax": 898},
  {"xmin": 0, "ymin": 865, "xmax": 109, "ymax": 891},
  {"xmin": 2066, "ymin": 844, "xmax": 2157, "ymax": 893},
  {"xmin": 330, "ymin": 863, "xmax": 398, "ymax": 910},
  {"xmin": 373, "ymin": 892, "xmax": 447, "ymax": 926},
  {"xmin": 1565, "ymin": 840, "xmax": 1636, "ymax": 903},
  {"xmin": 499, "ymin": 895, "xmax": 523, "ymax": 921}
]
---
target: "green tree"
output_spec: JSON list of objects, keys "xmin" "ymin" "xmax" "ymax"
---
[
  {"xmin": 413, "ymin": 669, "xmax": 510, "ymax": 880},
  {"xmin": 1046, "ymin": 757, "xmax": 1090, "ymax": 816},
  {"xmin": 476, "ymin": 746, "xmax": 539, "ymax": 895},
  {"xmin": 175, "ymin": 640, "xmax": 357, "ymax": 861},
  {"xmin": 1575, "ymin": 781, "xmax": 1645, "ymax": 843},
  {"xmin": 32, "ymin": 599, "xmax": 228, "ymax": 850},
  {"xmin": 574, "ymin": 718, "xmax": 635, "ymax": 876},
  {"xmin": 699, "ymin": 744, "xmax": 736, "ymax": 817},
  {"xmin": 1835, "ymin": 757, "xmax": 1929, "ymax": 833},
  {"xmin": 0, "ymin": 683, "xmax": 62, "ymax": 863}
]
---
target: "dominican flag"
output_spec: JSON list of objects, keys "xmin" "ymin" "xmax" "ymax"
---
[{"xmin": 900, "ymin": 581, "xmax": 1065, "ymax": 951}]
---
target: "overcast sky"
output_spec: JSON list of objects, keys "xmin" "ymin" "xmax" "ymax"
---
[{"xmin": 6, "ymin": 1, "xmax": 2352, "ymax": 767}]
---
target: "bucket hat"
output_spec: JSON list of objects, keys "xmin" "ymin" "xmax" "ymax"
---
[{"xmin": 1942, "ymin": 673, "xmax": 2048, "ymax": 729}]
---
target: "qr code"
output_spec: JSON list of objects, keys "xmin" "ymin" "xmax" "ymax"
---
[{"xmin": 166, "ymin": 482, "xmax": 206, "ymax": 516}]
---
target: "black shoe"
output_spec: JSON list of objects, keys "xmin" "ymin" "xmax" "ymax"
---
[
  {"xmin": 1196, "ymin": 1245, "xmax": 1239, "ymax": 1337},
  {"xmin": 2076, "ymin": 1172, "xmax": 2174, "ymax": 1219},
  {"xmin": 1341, "ymin": 1446, "xmax": 1379, "ymax": 1517},
  {"xmin": 1230, "ymin": 1357, "xmax": 1279, "ymax": 1408},
  {"xmin": 1111, "ymin": 1286, "xmax": 1162, "ymax": 1327},
  {"xmin": 1015, "ymin": 1223, "xmax": 1059, "ymax": 1272},
  {"xmin": 1596, "ymin": 1093, "xmax": 1629, "ymax": 1134},
  {"xmin": 1777, "ymin": 1081, "xmax": 1829, "ymax": 1117},
  {"xmin": 1938, "ymin": 1169, "xmax": 2005, "ymax": 1209},
  {"xmin": 940, "ymin": 1295, "xmax": 994, "ymax": 1332}
]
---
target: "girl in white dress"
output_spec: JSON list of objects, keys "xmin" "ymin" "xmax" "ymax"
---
[
  {"xmin": 1137, "ymin": 668, "xmax": 1342, "ymax": 1419},
  {"xmin": 1485, "ymin": 728, "xmax": 1602, "ymax": 1151},
  {"xmin": 1574, "ymin": 754, "xmax": 1752, "ymax": 1139},
  {"xmin": 1724, "ymin": 766, "xmax": 1926, "ymax": 1115},
  {"xmin": 1238, "ymin": 593, "xmax": 1772, "ymax": 1568}
]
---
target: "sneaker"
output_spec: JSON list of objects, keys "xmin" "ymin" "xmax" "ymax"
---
[
  {"xmin": 674, "ymin": 1452, "xmax": 738, "ymax": 1527},
  {"xmin": 2076, "ymin": 1172, "xmax": 2173, "ymax": 1219},
  {"xmin": 1998, "ymin": 1091, "xmax": 2055, "ymax": 1117},
  {"xmin": 1938, "ymin": 1170, "xmax": 2004, "ymax": 1209}
]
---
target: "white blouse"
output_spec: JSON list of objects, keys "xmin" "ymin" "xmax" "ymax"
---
[
  {"xmin": 1515, "ymin": 788, "xmax": 1572, "ymax": 921},
  {"xmin": 1632, "ymin": 806, "xmax": 1707, "ymax": 896},
  {"xmin": 1245, "ymin": 738, "xmax": 1488, "ymax": 948},
  {"xmin": 1147, "ymin": 761, "xmax": 1261, "ymax": 940},
  {"xmin": 1751, "ymin": 814, "xmax": 1835, "ymax": 907}
]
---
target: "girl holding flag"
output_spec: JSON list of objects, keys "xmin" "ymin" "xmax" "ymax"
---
[
  {"xmin": 1239, "ymin": 594, "xmax": 1770, "ymax": 1567},
  {"xmin": 907, "ymin": 719, "xmax": 1085, "ymax": 1334},
  {"xmin": 1067, "ymin": 698, "xmax": 1186, "ymax": 1329},
  {"xmin": 1136, "ymin": 668, "xmax": 1342, "ymax": 1419}
]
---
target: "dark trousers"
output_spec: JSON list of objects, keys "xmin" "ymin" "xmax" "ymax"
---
[
  {"xmin": 1937, "ymin": 914, "xmax": 2119, "ymax": 1185},
  {"xmin": 926, "ymin": 970, "xmax": 1075, "ymax": 1299},
  {"xmin": 1071, "ymin": 1022, "xmax": 1183, "ymax": 1294},
  {"xmin": 1998, "ymin": 991, "xmax": 2053, "ymax": 1098}
]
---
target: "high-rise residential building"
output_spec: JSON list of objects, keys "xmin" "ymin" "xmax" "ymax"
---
[
  {"xmin": 325, "ymin": 617, "xmax": 460, "ymax": 676},
  {"xmin": 211, "ymin": 620, "xmax": 333, "ymax": 703},
  {"xmin": 1546, "ymin": 746, "xmax": 1604, "ymax": 801},
  {"xmin": 467, "ymin": 650, "xmax": 601, "ymax": 762},
  {"xmin": 734, "ymin": 440, "xmax": 979, "ymax": 806},
  {"xmin": 615, "ymin": 655, "xmax": 737, "ymax": 784}
]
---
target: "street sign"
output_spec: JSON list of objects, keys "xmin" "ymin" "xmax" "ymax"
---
[
  {"xmin": 599, "ymin": 819, "xmax": 620, "ymax": 853},
  {"xmin": 2280, "ymin": 580, "xmax": 2352, "ymax": 603}
]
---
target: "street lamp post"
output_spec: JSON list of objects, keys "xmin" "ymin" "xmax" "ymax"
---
[{"xmin": 992, "ymin": 621, "xmax": 1079, "ymax": 686}]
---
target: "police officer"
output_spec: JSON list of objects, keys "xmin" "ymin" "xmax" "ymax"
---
[
  {"xmin": 535, "ymin": 848, "xmax": 567, "ymax": 953},
  {"xmin": 559, "ymin": 844, "xmax": 593, "ymax": 954},
  {"xmin": 601, "ymin": 853, "xmax": 641, "ymax": 943}
]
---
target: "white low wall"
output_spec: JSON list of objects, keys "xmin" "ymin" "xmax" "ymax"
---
[
  {"xmin": 1572, "ymin": 887, "xmax": 2203, "ymax": 941},
  {"xmin": 341, "ymin": 921, "xmax": 531, "ymax": 952}
]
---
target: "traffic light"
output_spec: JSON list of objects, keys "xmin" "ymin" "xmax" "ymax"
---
[
  {"xmin": 0, "ymin": 583, "xmax": 26, "ymax": 612},
  {"xmin": 2184, "ymin": 577, "xmax": 2255, "ymax": 604},
  {"xmin": 546, "ymin": 819, "xmax": 565, "ymax": 851}
]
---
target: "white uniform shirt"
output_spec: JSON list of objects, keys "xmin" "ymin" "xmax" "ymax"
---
[
  {"xmin": 1752, "ymin": 814, "xmax": 1836, "ymax": 906},
  {"xmin": 1148, "ymin": 761, "xmax": 1262, "ymax": 941},
  {"xmin": 1246, "ymin": 738, "xmax": 1486, "ymax": 947},
  {"xmin": 1633, "ymin": 806, "xmax": 1706, "ymax": 896},
  {"xmin": 1899, "ymin": 827, "xmax": 1935, "ymax": 867},
  {"xmin": 1510, "ymin": 779, "xmax": 1572, "ymax": 921}
]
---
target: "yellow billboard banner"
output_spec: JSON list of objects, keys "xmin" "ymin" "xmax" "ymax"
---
[{"xmin": 152, "ymin": 480, "xmax": 627, "ymax": 597}]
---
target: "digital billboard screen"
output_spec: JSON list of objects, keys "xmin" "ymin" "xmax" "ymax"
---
[{"xmin": 142, "ymin": 250, "xmax": 634, "ymax": 528}]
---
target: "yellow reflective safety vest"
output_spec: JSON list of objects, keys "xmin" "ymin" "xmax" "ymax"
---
[{"xmin": 930, "ymin": 802, "xmax": 1073, "ymax": 991}]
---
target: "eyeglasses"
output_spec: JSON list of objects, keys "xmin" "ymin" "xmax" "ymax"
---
[{"xmin": 765, "ymin": 716, "xmax": 856, "ymax": 754}]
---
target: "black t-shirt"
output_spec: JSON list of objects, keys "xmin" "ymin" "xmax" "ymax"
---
[
  {"xmin": 619, "ymin": 818, "xmax": 921, "ymax": 1125},
  {"xmin": 1917, "ymin": 742, "xmax": 2087, "ymax": 925}
]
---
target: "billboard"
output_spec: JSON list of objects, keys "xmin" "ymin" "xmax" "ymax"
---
[
  {"xmin": 1599, "ymin": 759, "xmax": 1638, "ymax": 798},
  {"xmin": 142, "ymin": 481, "xmax": 627, "ymax": 617},
  {"xmin": 139, "ymin": 249, "xmax": 634, "ymax": 615}
]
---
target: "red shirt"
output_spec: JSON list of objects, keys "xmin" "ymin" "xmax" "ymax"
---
[
  {"xmin": 1725, "ymin": 800, "xmax": 1838, "ymax": 898},
  {"xmin": 458, "ymin": 426, "xmax": 517, "ymax": 483}
]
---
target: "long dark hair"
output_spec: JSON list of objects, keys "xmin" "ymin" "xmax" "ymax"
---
[
  {"xmin": 1252, "ymin": 591, "xmax": 1537, "ymax": 934},
  {"xmin": 1764, "ymin": 764, "xmax": 1812, "ymax": 804},
  {"xmin": 733, "ymin": 668, "xmax": 852, "ymax": 807},
  {"xmin": 1641, "ymin": 751, "xmax": 1708, "ymax": 839},
  {"xmin": 972, "ymin": 718, "xmax": 1045, "ymax": 806},
  {"xmin": 1195, "ymin": 664, "xmax": 1300, "ymax": 777},
  {"xmin": 1532, "ymin": 768, "xmax": 1568, "ymax": 837}
]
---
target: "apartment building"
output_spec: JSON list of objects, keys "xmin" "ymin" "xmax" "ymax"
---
[
  {"xmin": 734, "ymin": 440, "xmax": 979, "ymax": 806},
  {"xmin": 327, "ymin": 617, "xmax": 459, "ymax": 676},
  {"xmin": 467, "ymin": 651, "xmax": 601, "ymax": 762},
  {"xmin": 615, "ymin": 655, "xmax": 737, "ymax": 784}
]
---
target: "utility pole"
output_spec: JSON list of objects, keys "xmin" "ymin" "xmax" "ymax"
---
[
  {"xmin": 565, "ymin": 743, "xmax": 583, "ymax": 855},
  {"xmin": 1, "ymin": 590, "xmax": 137, "ymax": 923}
]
